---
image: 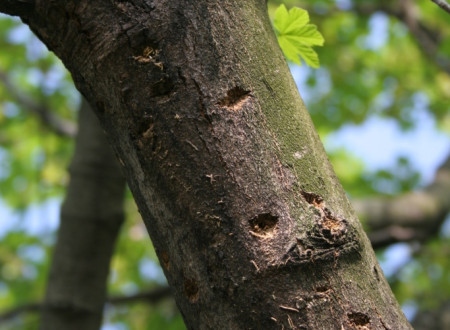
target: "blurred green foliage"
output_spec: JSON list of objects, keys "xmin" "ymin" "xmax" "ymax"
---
[
  {"xmin": 0, "ymin": 16, "xmax": 77, "ymax": 209},
  {"xmin": 392, "ymin": 237, "xmax": 450, "ymax": 310},
  {"xmin": 1, "ymin": 0, "xmax": 449, "ymax": 328}
]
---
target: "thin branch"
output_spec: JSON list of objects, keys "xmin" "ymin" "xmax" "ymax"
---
[
  {"xmin": 108, "ymin": 286, "xmax": 172, "ymax": 305},
  {"xmin": 350, "ymin": 3, "xmax": 450, "ymax": 75},
  {"xmin": 431, "ymin": 0, "xmax": 450, "ymax": 14},
  {"xmin": 369, "ymin": 226, "xmax": 427, "ymax": 249},
  {"xmin": 0, "ymin": 286, "xmax": 172, "ymax": 324},
  {"xmin": 0, "ymin": 70, "xmax": 77, "ymax": 138},
  {"xmin": 399, "ymin": 0, "xmax": 450, "ymax": 73},
  {"xmin": 0, "ymin": 303, "xmax": 40, "ymax": 323}
]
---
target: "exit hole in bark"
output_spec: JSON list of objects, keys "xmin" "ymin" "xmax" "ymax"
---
[
  {"xmin": 315, "ymin": 286, "xmax": 329, "ymax": 293},
  {"xmin": 320, "ymin": 215, "xmax": 348, "ymax": 240},
  {"xmin": 96, "ymin": 101, "xmax": 106, "ymax": 114},
  {"xmin": 184, "ymin": 278, "xmax": 199, "ymax": 303},
  {"xmin": 160, "ymin": 251, "xmax": 170, "ymax": 270},
  {"xmin": 347, "ymin": 312, "xmax": 370, "ymax": 326},
  {"xmin": 249, "ymin": 213, "xmax": 278, "ymax": 236},
  {"xmin": 300, "ymin": 190, "xmax": 324, "ymax": 207},
  {"xmin": 217, "ymin": 86, "xmax": 251, "ymax": 111}
]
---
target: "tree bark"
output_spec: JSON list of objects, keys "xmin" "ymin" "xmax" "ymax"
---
[
  {"xmin": 3, "ymin": 1, "xmax": 411, "ymax": 328},
  {"xmin": 40, "ymin": 99, "xmax": 126, "ymax": 330}
]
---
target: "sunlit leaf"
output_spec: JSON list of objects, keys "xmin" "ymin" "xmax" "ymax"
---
[{"xmin": 274, "ymin": 4, "xmax": 324, "ymax": 67}]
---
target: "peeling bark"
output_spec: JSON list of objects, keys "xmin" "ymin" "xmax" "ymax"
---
[{"xmin": 2, "ymin": 1, "xmax": 411, "ymax": 329}]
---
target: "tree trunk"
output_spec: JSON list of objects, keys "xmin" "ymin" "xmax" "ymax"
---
[
  {"xmin": 2, "ymin": 1, "xmax": 411, "ymax": 328},
  {"xmin": 40, "ymin": 99, "xmax": 126, "ymax": 330}
]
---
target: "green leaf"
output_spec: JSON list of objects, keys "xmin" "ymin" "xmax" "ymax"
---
[{"xmin": 274, "ymin": 4, "xmax": 324, "ymax": 68}]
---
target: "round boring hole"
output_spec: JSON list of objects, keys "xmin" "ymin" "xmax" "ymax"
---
[{"xmin": 249, "ymin": 213, "xmax": 278, "ymax": 236}]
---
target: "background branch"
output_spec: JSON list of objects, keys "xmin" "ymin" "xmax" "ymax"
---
[
  {"xmin": 40, "ymin": 99, "xmax": 126, "ymax": 330},
  {"xmin": 354, "ymin": 151, "xmax": 450, "ymax": 248},
  {"xmin": 0, "ymin": 287, "xmax": 172, "ymax": 324},
  {"xmin": 0, "ymin": 70, "xmax": 77, "ymax": 138},
  {"xmin": 431, "ymin": 0, "xmax": 450, "ymax": 14},
  {"xmin": 350, "ymin": 3, "xmax": 450, "ymax": 75}
]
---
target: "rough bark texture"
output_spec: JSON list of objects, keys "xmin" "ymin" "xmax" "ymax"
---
[
  {"xmin": 4, "ymin": 1, "xmax": 411, "ymax": 328},
  {"xmin": 40, "ymin": 99, "xmax": 126, "ymax": 330}
]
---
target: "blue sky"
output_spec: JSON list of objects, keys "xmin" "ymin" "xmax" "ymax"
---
[{"xmin": 291, "ymin": 63, "xmax": 450, "ymax": 185}]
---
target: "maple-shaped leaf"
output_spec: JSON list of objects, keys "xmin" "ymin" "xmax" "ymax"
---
[{"xmin": 274, "ymin": 4, "xmax": 324, "ymax": 68}]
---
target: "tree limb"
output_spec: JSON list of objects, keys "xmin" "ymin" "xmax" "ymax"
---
[
  {"xmin": 108, "ymin": 286, "xmax": 172, "ymax": 305},
  {"xmin": 431, "ymin": 0, "xmax": 450, "ymax": 14},
  {"xmin": 0, "ymin": 287, "xmax": 172, "ymax": 324},
  {"xmin": 0, "ymin": 70, "xmax": 77, "ymax": 138},
  {"xmin": 13, "ymin": 1, "xmax": 411, "ymax": 328},
  {"xmin": 369, "ymin": 226, "xmax": 430, "ymax": 249},
  {"xmin": 354, "ymin": 151, "xmax": 450, "ymax": 248}
]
